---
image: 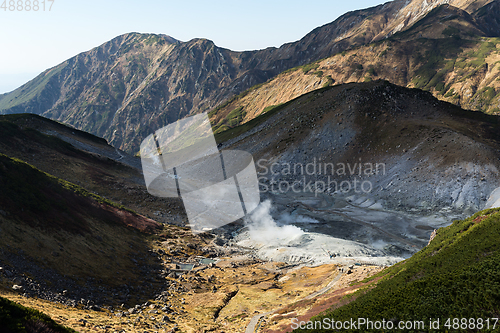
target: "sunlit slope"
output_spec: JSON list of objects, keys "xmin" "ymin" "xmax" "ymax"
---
[{"xmin": 295, "ymin": 208, "xmax": 500, "ymax": 332}]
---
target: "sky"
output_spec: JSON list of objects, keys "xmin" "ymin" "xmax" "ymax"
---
[{"xmin": 0, "ymin": 0, "xmax": 389, "ymax": 94}]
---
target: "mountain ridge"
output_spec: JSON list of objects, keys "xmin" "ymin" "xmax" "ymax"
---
[
  {"xmin": 211, "ymin": 3, "xmax": 500, "ymax": 133},
  {"xmin": 221, "ymin": 80, "xmax": 500, "ymax": 214}
]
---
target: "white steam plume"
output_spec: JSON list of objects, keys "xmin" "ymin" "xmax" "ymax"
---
[{"xmin": 246, "ymin": 200, "xmax": 304, "ymax": 244}]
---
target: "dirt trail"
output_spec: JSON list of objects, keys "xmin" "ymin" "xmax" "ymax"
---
[{"xmin": 245, "ymin": 269, "xmax": 344, "ymax": 333}]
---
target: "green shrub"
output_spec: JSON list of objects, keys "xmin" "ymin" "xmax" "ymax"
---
[
  {"xmin": 444, "ymin": 88, "xmax": 456, "ymax": 98},
  {"xmin": 312, "ymin": 70, "xmax": 324, "ymax": 78},
  {"xmin": 263, "ymin": 103, "xmax": 284, "ymax": 114},
  {"xmin": 212, "ymin": 106, "xmax": 247, "ymax": 133},
  {"xmin": 442, "ymin": 26, "xmax": 460, "ymax": 37},
  {"xmin": 302, "ymin": 63, "xmax": 320, "ymax": 74},
  {"xmin": 322, "ymin": 76, "xmax": 335, "ymax": 88}
]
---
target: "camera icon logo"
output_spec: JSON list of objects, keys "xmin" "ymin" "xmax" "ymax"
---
[{"xmin": 140, "ymin": 112, "xmax": 260, "ymax": 233}]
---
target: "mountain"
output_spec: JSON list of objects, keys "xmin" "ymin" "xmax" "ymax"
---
[
  {"xmin": 0, "ymin": 113, "xmax": 223, "ymax": 302},
  {"xmin": 0, "ymin": 83, "xmax": 499, "ymax": 332},
  {"xmin": 0, "ymin": 150, "xmax": 164, "ymax": 304},
  {"xmin": 0, "ymin": 0, "xmax": 497, "ymax": 153},
  {"xmin": 211, "ymin": 80, "xmax": 500, "ymax": 331},
  {"xmin": 1, "ymin": 1, "xmax": 500, "ymax": 330},
  {"xmin": 0, "ymin": 113, "xmax": 186, "ymax": 224},
  {"xmin": 212, "ymin": 3, "xmax": 500, "ymax": 133},
  {"xmin": 219, "ymin": 80, "xmax": 500, "ymax": 215},
  {"xmin": 0, "ymin": 114, "xmax": 226, "ymax": 331},
  {"xmin": 209, "ymin": 80, "xmax": 500, "ymax": 331}
]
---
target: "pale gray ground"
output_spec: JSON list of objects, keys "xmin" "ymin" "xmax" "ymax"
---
[{"xmin": 232, "ymin": 191, "xmax": 457, "ymax": 266}]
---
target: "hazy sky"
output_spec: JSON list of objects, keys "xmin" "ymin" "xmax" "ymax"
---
[{"xmin": 0, "ymin": 0, "xmax": 388, "ymax": 94}]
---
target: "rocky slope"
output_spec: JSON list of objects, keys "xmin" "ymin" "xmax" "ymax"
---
[
  {"xmin": 220, "ymin": 80, "xmax": 500, "ymax": 216},
  {"xmin": 0, "ymin": 151, "xmax": 164, "ymax": 305},
  {"xmin": 0, "ymin": 113, "xmax": 185, "ymax": 224},
  {"xmin": 0, "ymin": 114, "xmax": 243, "ymax": 332},
  {"xmin": 0, "ymin": 116, "xmax": 373, "ymax": 332},
  {"xmin": 1, "ymin": 0, "xmax": 496, "ymax": 153}
]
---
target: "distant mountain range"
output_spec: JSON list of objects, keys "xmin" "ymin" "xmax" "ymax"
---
[{"xmin": 0, "ymin": 0, "xmax": 499, "ymax": 154}]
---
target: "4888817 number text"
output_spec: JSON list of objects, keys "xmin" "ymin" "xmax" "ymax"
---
[{"xmin": 1, "ymin": 0, "xmax": 54, "ymax": 11}]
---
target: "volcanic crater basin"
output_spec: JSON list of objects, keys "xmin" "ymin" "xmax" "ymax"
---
[
  {"xmin": 222, "ymin": 81, "xmax": 500, "ymax": 267},
  {"xmin": 232, "ymin": 191, "xmax": 458, "ymax": 267}
]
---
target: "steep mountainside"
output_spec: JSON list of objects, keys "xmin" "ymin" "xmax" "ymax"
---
[
  {"xmin": 212, "ymin": 4, "xmax": 500, "ymax": 132},
  {"xmin": 0, "ymin": 113, "xmax": 186, "ymax": 224},
  {"xmin": 0, "ymin": 0, "xmax": 496, "ymax": 152},
  {"xmin": 0, "ymin": 152, "xmax": 164, "ymax": 305},
  {"xmin": 220, "ymin": 80, "xmax": 500, "ymax": 215},
  {"xmin": 0, "ymin": 114, "xmax": 230, "ymax": 331}
]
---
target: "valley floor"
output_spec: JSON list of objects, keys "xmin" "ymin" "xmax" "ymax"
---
[{"xmin": 0, "ymin": 244, "xmax": 383, "ymax": 333}]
